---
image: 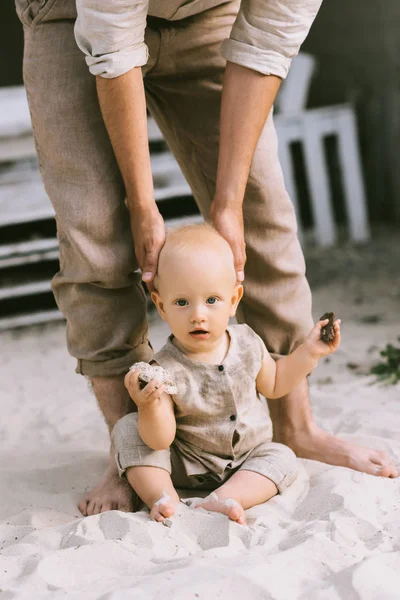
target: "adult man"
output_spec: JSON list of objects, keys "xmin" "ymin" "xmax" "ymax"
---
[{"xmin": 16, "ymin": 0, "xmax": 398, "ymax": 516}]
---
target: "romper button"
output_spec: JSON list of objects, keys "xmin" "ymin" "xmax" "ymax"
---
[
  {"xmin": 230, "ymin": 415, "xmax": 236, "ymax": 421},
  {"xmin": 218, "ymin": 365, "xmax": 224, "ymax": 372}
]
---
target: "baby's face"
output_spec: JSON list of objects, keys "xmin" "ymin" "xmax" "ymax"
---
[{"xmin": 152, "ymin": 246, "xmax": 242, "ymax": 354}]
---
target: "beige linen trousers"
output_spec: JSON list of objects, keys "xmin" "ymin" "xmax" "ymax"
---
[{"xmin": 16, "ymin": 0, "xmax": 313, "ymax": 378}]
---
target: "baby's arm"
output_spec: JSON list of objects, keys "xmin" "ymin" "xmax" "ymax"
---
[
  {"xmin": 124, "ymin": 369, "xmax": 176, "ymax": 450},
  {"xmin": 256, "ymin": 318, "xmax": 341, "ymax": 399}
]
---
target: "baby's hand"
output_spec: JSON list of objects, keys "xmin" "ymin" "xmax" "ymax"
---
[
  {"xmin": 304, "ymin": 318, "xmax": 341, "ymax": 359},
  {"xmin": 124, "ymin": 369, "xmax": 165, "ymax": 409}
]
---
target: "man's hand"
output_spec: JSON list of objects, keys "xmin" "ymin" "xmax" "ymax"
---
[
  {"xmin": 209, "ymin": 202, "xmax": 246, "ymax": 282},
  {"xmin": 129, "ymin": 204, "xmax": 165, "ymax": 289}
]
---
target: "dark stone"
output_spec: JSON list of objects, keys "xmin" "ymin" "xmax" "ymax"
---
[{"xmin": 320, "ymin": 312, "xmax": 336, "ymax": 343}]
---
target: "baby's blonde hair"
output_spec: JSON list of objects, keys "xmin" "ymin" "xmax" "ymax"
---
[
  {"xmin": 164, "ymin": 222, "xmax": 231, "ymax": 253},
  {"xmin": 155, "ymin": 222, "xmax": 235, "ymax": 285}
]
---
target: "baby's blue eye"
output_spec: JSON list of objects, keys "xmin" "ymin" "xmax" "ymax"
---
[
  {"xmin": 206, "ymin": 297, "xmax": 218, "ymax": 305},
  {"xmin": 176, "ymin": 299, "xmax": 188, "ymax": 307}
]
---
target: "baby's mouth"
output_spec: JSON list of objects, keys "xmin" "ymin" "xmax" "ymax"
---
[{"xmin": 189, "ymin": 329, "xmax": 210, "ymax": 339}]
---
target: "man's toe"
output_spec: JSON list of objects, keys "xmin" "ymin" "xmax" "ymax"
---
[
  {"xmin": 86, "ymin": 500, "xmax": 97, "ymax": 516},
  {"xmin": 370, "ymin": 451, "xmax": 398, "ymax": 478},
  {"xmin": 380, "ymin": 463, "xmax": 399, "ymax": 478},
  {"xmin": 100, "ymin": 501, "xmax": 114, "ymax": 513},
  {"xmin": 78, "ymin": 498, "xmax": 89, "ymax": 516}
]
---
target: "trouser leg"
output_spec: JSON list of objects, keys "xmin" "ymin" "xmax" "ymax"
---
[
  {"xmin": 20, "ymin": 2, "xmax": 153, "ymax": 376},
  {"xmin": 143, "ymin": 2, "xmax": 313, "ymax": 355}
]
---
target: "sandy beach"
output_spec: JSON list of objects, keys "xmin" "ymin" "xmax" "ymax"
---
[{"xmin": 1, "ymin": 229, "xmax": 400, "ymax": 599}]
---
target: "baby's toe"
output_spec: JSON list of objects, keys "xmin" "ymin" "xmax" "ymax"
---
[
  {"xmin": 150, "ymin": 502, "xmax": 176, "ymax": 522},
  {"xmin": 227, "ymin": 504, "xmax": 246, "ymax": 525}
]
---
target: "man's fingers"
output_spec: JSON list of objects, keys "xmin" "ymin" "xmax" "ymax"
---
[
  {"xmin": 141, "ymin": 246, "xmax": 163, "ymax": 285},
  {"xmin": 235, "ymin": 253, "xmax": 246, "ymax": 282},
  {"xmin": 232, "ymin": 243, "xmax": 246, "ymax": 282}
]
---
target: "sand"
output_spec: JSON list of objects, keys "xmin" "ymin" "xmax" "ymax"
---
[{"xmin": 1, "ymin": 234, "xmax": 400, "ymax": 599}]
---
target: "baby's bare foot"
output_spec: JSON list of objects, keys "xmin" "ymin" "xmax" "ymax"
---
[
  {"xmin": 150, "ymin": 490, "xmax": 180, "ymax": 522},
  {"xmin": 193, "ymin": 492, "xmax": 246, "ymax": 525}
]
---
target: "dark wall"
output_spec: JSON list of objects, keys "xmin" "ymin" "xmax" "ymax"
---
[
  {"xmin": 1, "ymin": 2, "xmax": 24, "ymax": 86},
  {"xmin": 303, "ymin": 1, "xmax": 400, "ymax": 222}
]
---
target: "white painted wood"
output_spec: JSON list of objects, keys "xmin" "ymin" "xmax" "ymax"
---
[
  {"xmin": 0, "ymin": 250, "xmax": 59, "ymax": 270},
  {"xmin": 0, "ymin": 309, "xmax": 64, "ymax": 332},
  {"xmin": 0, "ymin": 86, "xmax": 32, "ymax": 138},
  {"xmin": 0, "ymin": 180, "xmax": 54, "ymax": 226},
  {"xmin": 303, "ymin": 123, "xmax": 336, "ymax": 247},
  {"xmin": 0, "ymin": 237, "xmax": 58, "ymax": 259},
  {"xmin": 0, "ymin": 280, "xmax": 52, "ymax": 301},
  {"xmin": 274, "ymin": 103, "xmax": 369, "ymax": 247},
  {"xmin": 0, "ymin": 136, "xmax": 36, "ymax": 162},
  {"xmin": 0, "ymin": 152, "xmax": 191, "ymax": 227},
  {"xmin": 336, "ymin": 109, "xmax": 370, "ymax": 242},
  {"xmin": 276, "ymin": 53, "xmax": 317, "ymax": 115},
  {"xmin": 276, "ymin": 129, "xmax": 304, "ymax": 244},
  {"xmin": 147, "ymin": 117, "xmax": 163, "ymax": 142}
]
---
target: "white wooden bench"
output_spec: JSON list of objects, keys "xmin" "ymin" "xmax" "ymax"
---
[{"xmin": 0, "ymin": 88, "xmax": 196, "ymax": 330}]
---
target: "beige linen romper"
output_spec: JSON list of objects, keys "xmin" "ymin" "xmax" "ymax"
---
[{"xmin": 112, "ymin": 324, "xmax": 299, "ymax": 493}]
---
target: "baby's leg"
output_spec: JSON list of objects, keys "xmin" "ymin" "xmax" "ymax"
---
[
  {"xmin": 112, "ymin": 414, "xmax": 179, "ymax": 522},
  {"xmin": 194, "ymin": 442, "xmax": 299, "ymax": 524},
  {"xmin": 195, "ymin": 470, "xmax": 278, "ymax": 525},
  {"xmin": 126, "ymin": 466, "xmax": 180, "ymax": 522}
]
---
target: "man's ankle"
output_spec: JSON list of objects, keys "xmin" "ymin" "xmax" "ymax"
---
[{"xmin": 273, "ymin": 421, "xmax": 317, "ymax": 445}]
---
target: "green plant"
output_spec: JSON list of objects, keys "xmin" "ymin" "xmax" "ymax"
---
[{"xmin": 371, "ymin": 341, "xmax": 400, "ymax": 385}]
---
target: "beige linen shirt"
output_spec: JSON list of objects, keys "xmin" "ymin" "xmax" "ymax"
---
[
  {"xmin": 75, "ymin": 0, "xmax": 322, "ymax": 79},
  {"xmin": 152, "ymin": 323, "xmax": 273, "ymax": 477}
]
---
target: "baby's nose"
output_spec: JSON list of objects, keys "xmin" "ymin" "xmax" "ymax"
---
[{"xmin": 190, "ymin": 307, "xmax": 206, "ymax": 323}]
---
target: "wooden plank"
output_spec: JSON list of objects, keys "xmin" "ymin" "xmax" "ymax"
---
[
  {"xmin": 0, "ymin": 309, "xmax": 64, "ymax": 332},
  {"xmin": 0, "ymin": 136, "xmax": 36, "ymax": 162},
  {"xmin": 0, "ymin": 152, "xmax": 191, "ymax": 228},
  {"xmin": 336, "ymin": 109, "xmax": 370, "ymax": 242},
  {"xmin": 276, "ymin": 127, "xmax": 304, "ymax": 244},
  {"xmin": 0, "ymin": 179, "xmax": 54, "ymax": 226},
  {"xmin": 148, "ymin": 117, "xmax": 163, "ymax": 142},
  {"xmin": 275, "ymin": 104, "xmax": 370, "ymax": 246},
  {"xmin": 0, "ymin": 238, "xmax": 59, "ymax": 259},
  {"xmin": 302, "ymin": 121, "xmax": 336, "ymax": 247},
  {"xmin": 276, "ymin": 53, "xmax": 316, "ymax": 114},
  {"xmin": 0, "ymin": 280, "xmax": 52, "ymax": 301},
  {"xmin": 0, "ymin": 249, "xmax": 59, "ymax": 270},
  {"xmin": 0, "ymin": 86, "xmax": 32, "ymax": 138}
]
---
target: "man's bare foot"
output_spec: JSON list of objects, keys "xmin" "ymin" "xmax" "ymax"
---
[
  {"xmin": 150, "ymin": 490, "xmax": 180, "ymax": 522},
  {"xmin": 78, "ymin": 464, "xmax": 139, "ymax": 516},
  {"xmin": 193, "ymin": 492, "xmax": 246, "ymax": 525},
  {"xmin": 281, "ymin": 425, "xmax": 399, "ymax": 478}
]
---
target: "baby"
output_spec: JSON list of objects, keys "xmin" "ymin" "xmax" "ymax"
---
[{"xmin": 112, "ymin": 224, "xmax": 341, "ymax": 525}]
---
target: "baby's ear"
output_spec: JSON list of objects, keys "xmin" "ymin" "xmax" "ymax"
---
[
  {"xmin": 151, "ymin": 291, "xmax": 166, "ymax": 320},
  {"xmin": 230, "ymin": 284, "xmax": 244, "ymax": 317}
]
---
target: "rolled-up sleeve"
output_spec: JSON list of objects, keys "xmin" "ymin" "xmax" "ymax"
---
[
  {"xmin": 221, "ymin": 0, "xmax": 323, "ymax": 79},
  {"xmin": 74, "ymin": 0, "xmax": 150, "ymax": 78}
]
